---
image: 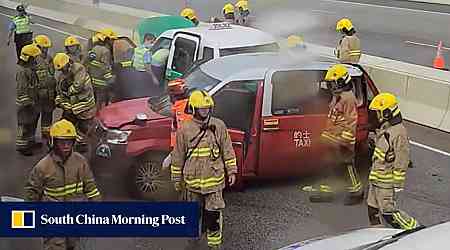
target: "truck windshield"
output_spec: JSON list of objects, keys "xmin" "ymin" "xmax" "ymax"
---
[
  {"xmin": 219, "ymin": 42, "xmax": 280, "ymax": 57},
  {"xmin": 184, "ymin": 67, "xmax": 221, "ymax": 91}
]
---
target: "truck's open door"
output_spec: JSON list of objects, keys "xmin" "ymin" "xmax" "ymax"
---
[{"xmin": 166, "ymin": 33, "xmax": 201, "ymax": 81}]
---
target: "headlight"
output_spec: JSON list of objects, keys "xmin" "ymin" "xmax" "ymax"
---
[{"xmin": 106, "ymin": 129, "xmax": 131, "ymax": 144}]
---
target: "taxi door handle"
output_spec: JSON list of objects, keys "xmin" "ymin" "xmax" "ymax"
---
[{"xmin": 263, "ymin": 119, "xmax": 279, "ymax": 131}]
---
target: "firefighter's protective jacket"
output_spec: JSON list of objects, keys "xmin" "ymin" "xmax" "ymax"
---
[
  {"xmin": 25, "ymin": 152, "xmax": 101, "ymax": 201},
  {"xmin": 16, "ymin": 66, "xmax": 39, "ymax": 108},
  {"xmin": 369, "ymin": 122, "xmax": 410, "ymax": 189},
  {"xmin": 321, "ymin": 90, "xmax": 358, "ymax": 149},
  {"xmin": 55, "ymin": 62, "xmax": 96, "ymax": 115},
  {"xmin": 170, "ymin": 117, "xmax": 237, "ymax": 194},
  {"xmin": 35, "ymin": 54, "xmax": 56, "ymax": 105},
  {"xmin": 336, "ymin": 35, "xmax": 361, "ymax": 64},
  {"xmin": 86, "ymin": 45, "xmax": 114, "ymax": 88}
]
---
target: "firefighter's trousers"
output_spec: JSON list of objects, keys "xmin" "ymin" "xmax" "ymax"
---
[
  {"xmin": 62, "ymin": 108, "xmax": 95, "ymax": 146},
  {"xmin": 315, "ymin": 140, "xmax": 362, "ymax": 195},
  {"xmin": 93, "ymin": 86, "xmax": 110, "ymax": 110},
  {"xmin": 16, "ymin": 105, "xmax": 39, "ymax": 151},
  {"xmin": 44, "ymin": 237, "xmax": 79, "ymax": 250},
  {"xmin": 37, "ymin": 97, "xmax": 55, "ymax": 142},
  {"xmin": 367, "ymin": 183, "xmax": 419, "ymax": 230},
  {"xmin": 182, "ymin": 189, "xmax": 225, "ymax": 248}
]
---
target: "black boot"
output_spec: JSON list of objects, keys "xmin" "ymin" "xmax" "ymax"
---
[
  {"xmin": 309, "ymin": 185, "xmax": 336, "ymax": 203},
  {"xmin": 17, "ymin": 147, "xmax": 33, "ymax": 156}
]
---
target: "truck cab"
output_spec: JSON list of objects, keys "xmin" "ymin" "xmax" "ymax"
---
[{"xmin": 93, "ymin": 53, "xmax": 379, "ymax": 200}]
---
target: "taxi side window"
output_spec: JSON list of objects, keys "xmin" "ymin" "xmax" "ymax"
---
[
  {"xmin": 172, "ymin": 37, "xmax": 197, "ymax": 75},
  {"xmin": 202, "ymin": 47, "xmax": 214, "ymax": 62},
  {"xmin": 271, "ymin": 70, "xmax": 331, "ymax": 116},
  {"xmin": 213, "ymin": 81, "xmax": 258, "ymax": 132}
]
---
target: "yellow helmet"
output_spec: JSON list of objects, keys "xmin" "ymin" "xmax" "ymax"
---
[
  {"xmin": 223, "ymin": 3, "xmax": 234, "ymax": 14},
  {"xmin": 325, "ymin": 64, "xmax": 352, "ymax": 93},
  {"xmin": 33, "ymin": 35, "xmax": 52, "ymax": 48},
  {"xmin": 369, "ymin": 93, "xmax": 398, "ymax": 112},
  {"xmin": 65, "ymin": 36, "xmax": 80, "ymax": 47},
  {"xmin": 325, "ymin": 64, "xmax": 350, "ymax": 81},
  {"xmin": 20, "ymin": 44, "xmax": 41, "ymax": 62},
  {"xmin": 99, "ymin": 28, "xmax": 118, "ymax": 40},
  {"xmin": 369, "ymin": 93, "xmax": 401, "ymax": 121},
  {"xmin": 50, "ymin": 119, "xmax": 77, "ymax": 140},
  {"xmin": 189, "ymin": 90, "xmax": 215, "ymax": 110},
  {"xmin": 180, "ymin": 8, "xmax": 197, "ymax": 20},
  {"xmin": 287, "ymin": 35, "xmax": 304, "ymax": 48},
  {"xmin": 53, "ymin": 53, "xmax": 71, "ymax": 70},
  {"xmin": 336, "ymin": 18, "xmax": 353, "ymax": 32}
]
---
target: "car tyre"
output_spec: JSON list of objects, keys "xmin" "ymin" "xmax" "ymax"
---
[{"xmin": 129, "ymin": 151, "xmax": 178, "ymax": 201}]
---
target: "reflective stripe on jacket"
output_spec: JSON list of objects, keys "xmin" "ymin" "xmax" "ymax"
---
[
  {"xmin": 336, "ymin": 35, "xmax": 361, "ymax": 64},
  {"xmin": 369, "ymin": 122, "xmax": 410, "ymax": 188},
  {"xmin": 321, "ymin": 91, "xmax": 358, "ymax": 148},
  {"xmin": 25, "ymin": 152, "xmax": 101, "ymax": 201},
  {"xmin": 13, "ymin": 15, "xmax": 31, "ymax": 34},
  {"xmin": 170, "ymin": 117, "xmax": 237, "ymax": 194}
]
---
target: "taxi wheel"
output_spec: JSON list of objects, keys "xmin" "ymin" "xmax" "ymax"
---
[{"xmin": 129, "ymin": 152, "xmax": 178, "ymax": 201}]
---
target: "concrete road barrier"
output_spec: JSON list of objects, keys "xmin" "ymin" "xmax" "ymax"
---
[{"xmin": 2, "ymin": 0, "xmax": 450, "ymax": 132}]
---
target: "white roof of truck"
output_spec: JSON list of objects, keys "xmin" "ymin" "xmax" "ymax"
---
[{"xmin": 160, "ymin": 23, "xmax": 277, "ymax": 49}]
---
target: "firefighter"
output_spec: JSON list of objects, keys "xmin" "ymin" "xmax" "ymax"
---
[
  {"xmin": 33, "ymin": 35, "xmax": 56, "ymax": 145},
  {"xmin": 7, "ymin": 4, "xmax": 33, "ymax": 60},
  {"xmin": 64, "ymin": 36, "xmax": 84, "ymax": 63},
  {"xmin": 235, "ymin": 0, "xmax": 250, "ymax": 25},
  {"xmin": 54, "ymin": 53, "xmax": 96, "ymax": 153},
  {"xmin": 170, "ymin": 90, "xmax": 237, "ymax": 249},
  {"xmin": 335, "ymin": 18, "xmax": 361, "ymax": 64},
  {"xmin": 180, "ymin": 8, "xmax": 199, "ymax": 26},
  {"xmin": 16, "ymin": 44, "xmax": 41, "ymax": 156},
  {"xmin": 25, "ymin": 119, "xmax": 101, "ymax": 250},
  {"xmin": 367, "ymin": 93, "xmax": 420, "ymax": 229},
  {"xmin": 222, "ymin": 3, "xmax": 235, "ymax": 23},
  {"xmin": 86, "ymin": 29, "xmax": 116, "ymax": 109},
  {"xmin": 303, "ymin": 64, "xmax": 363, "ymax": 205}
]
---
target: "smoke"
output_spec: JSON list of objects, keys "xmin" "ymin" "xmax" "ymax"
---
[
  {"xmin": 252, "ymin": 10, "xmax": 321, "ymax": 38},
  {"xmin": 251, "ymin": 9, "xmax": 327, "ymax": 63}
]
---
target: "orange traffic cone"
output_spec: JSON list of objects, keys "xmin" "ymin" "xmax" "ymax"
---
[{"xmin": 433, "ymin": 41, "xmax": 446, "ymax": 70}]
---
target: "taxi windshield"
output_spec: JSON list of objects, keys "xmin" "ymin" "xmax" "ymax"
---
[{"xmin": 184, "ymin": 67, "xmax": 221, "ymax": 92}]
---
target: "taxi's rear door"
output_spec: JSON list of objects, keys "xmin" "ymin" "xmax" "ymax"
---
[{"xmin": 257, "ymin": 69, "xmax": 331, "ymax": 177}]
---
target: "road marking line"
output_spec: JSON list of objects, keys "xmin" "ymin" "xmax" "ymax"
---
[
  {"xmin": 311, "ymin": 9, "xmax": 337, "ymax": 14},
  {"xmin": 410, "ymin": 140, "xmax": 450, "ymax": 157},
  {"xmin": 320, "ymin": 0, "xmax": 450, "ymax": 16},
  {"xmin": 0, "ymin": 11, "xmax": 88, "ymax": 41},
  {"xmin": 405, "ymin": 40, "xmax": 450, "ymax": 51}
]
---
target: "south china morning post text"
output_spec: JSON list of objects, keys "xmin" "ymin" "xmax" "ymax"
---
[
  {"xmin": 40, "ymin": 214, "xmax": 186, "ymax": 227},
  {"xmin": 0, "ymin": 202, "xmax": 199, "ymax": 237}
]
